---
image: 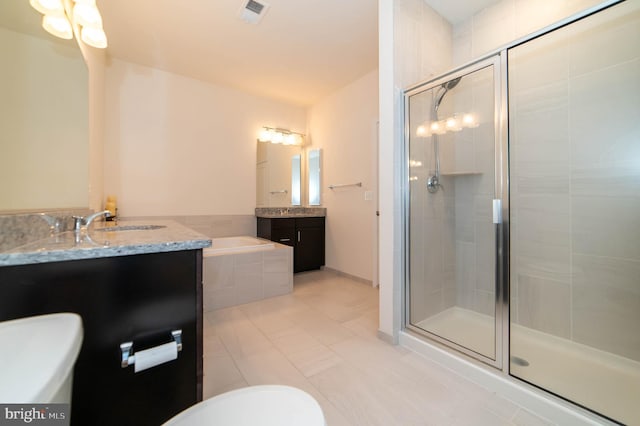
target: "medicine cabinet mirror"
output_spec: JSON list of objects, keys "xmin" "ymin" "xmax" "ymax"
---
[
  {"xmin": 256, "ymin": 142, "xmax": 302, "ymax": 207},
  {"xmin": 308, "ymin": 148, "xmax": 321, "ymax": 206}
]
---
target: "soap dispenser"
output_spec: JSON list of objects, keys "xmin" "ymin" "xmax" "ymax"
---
[{"xmin": 105, "ymin": 195, "xmax": 117, "ymax": 222}]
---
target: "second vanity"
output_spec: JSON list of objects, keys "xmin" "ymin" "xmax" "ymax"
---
[
  {"xmin": 0, "ymin": 218, "xmax": 211, "ymax": 426},
  {"xmin": 256, "ymin": 207, "xmax": 325, "ymax": 273}
]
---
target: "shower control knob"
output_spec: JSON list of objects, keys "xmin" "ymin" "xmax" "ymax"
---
[{"xmin": 427, "ymin": 175, "xmax": 440, "ymax": 193}]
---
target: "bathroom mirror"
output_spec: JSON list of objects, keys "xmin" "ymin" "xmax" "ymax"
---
[
  {"xmin": 256, "ymin": 142, "xmax": 303, "ymax": 207},
  {"xmin": 291, "ymin": 154, "xmax": 301, "ymax": 206},
  {"xmin": 308, "ymin": 149, "xmax": 321, "ymax": 206},
  {"xmin": 0, "ymin": 1, "xmax": 89, "ymax": 212}
]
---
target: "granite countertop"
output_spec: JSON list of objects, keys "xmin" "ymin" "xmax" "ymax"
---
[
  {"xmin": 0, "ymin": 220, "xmax": 211, "ymax": 267},
  {"xmin": 255, "ymin": 207, "xmax": 326, "ymax": 218}
]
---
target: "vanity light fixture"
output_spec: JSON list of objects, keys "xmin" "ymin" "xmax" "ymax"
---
[
  {"xmin": 30, "ymin": 0, "xmax": 108, "ymax": 48},
  {"xmin": 258, "ymin": 127, "xmax": 305, "ymax": 146},
  {"xmin": 42, "ymin": 13, "xmax": 73, "ymax": 39}
]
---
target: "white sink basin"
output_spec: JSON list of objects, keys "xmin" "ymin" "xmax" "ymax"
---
[{"xmin": 0, "ymin": 313, "xmax": 83, "ymax": 403}]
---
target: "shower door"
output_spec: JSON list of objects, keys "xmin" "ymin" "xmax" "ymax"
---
[{"xmin": 405, "ymin": 56, "xmax": 505, "ymax": 367}]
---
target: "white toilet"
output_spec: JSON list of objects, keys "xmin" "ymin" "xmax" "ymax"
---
[
  {"xmin": 163, "ymin": 385, "xmax": 326, "ymax": 426},
  {"xmin": 0, "ymin": 313, "xmax": 83, "ymax": 403}
]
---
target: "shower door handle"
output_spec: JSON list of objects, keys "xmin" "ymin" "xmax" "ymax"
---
[{"xmin": 493, "ymin": 199, "xmax": 502, "ymax": 224}]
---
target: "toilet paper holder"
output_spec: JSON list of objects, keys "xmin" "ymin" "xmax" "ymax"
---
[{"xmin": 120, "ymin": 329, "xmax": 182, "ymax": 368}]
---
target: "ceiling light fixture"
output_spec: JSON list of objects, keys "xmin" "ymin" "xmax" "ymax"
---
[
  {"xmin": 30, "ymin": 0, "xmax": 108, "ymax": 49},
  {"xmin": 257, "ymin": 127, "xmax": 305, "ymax": 146}
]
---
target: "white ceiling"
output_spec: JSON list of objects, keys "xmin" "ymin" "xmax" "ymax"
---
[
  {"xmin": 100, "ymin": 0, "xmax": 379, "ymax": 106},
  {"xmin": 3, "ymin": 1, "xmax": 499, "ymax": 107}
]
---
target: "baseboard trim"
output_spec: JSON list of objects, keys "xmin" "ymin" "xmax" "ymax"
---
[
  {"xmin": 321, "ymin": 266, "xmax": 373, "ymax": 286},
  {"xmin": 377, "ymin": 330, "xmax": 398, "ymax": 345}
]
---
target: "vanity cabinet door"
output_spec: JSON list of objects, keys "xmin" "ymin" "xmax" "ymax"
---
[
  {"xmin": 294, "ymin": 220, "xmax": 325, "ymax": 272},
  {"xmin": 257, "ymin": 217, "xmax": 294, "ymax": 246},
  {"xmin": 272, "ymin": 218, "xmax": 296, "ymax": 247},
  {"xmin": 0, "ymin": 250, "xmax": 203, "ymax": 426}
]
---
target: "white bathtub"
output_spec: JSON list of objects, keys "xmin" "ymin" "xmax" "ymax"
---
[
  {"xmin": 202, "ymin": 236, "xmax": 292, "ymax": 311},
  {"xmin": 203, "ymin": 236, "xmax": 275, "ymax": 255}
]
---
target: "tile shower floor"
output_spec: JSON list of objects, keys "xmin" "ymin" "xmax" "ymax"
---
[
  {"xmin": 203, "ymin": 270, "xmax": 552, "ymax": 425},
  {"xmin": 416, "ymin": 307, "xmax": 640, "ymax": 424}
]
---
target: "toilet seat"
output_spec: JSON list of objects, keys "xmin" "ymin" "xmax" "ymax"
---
[{"xmin": 163, "ymin": 385, "xmax": 325, "ymax": 426}]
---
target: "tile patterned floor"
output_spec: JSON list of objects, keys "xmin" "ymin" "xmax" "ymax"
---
[{"xmin": 203, "ymin": 270, "xmax": 553, "ymax": 425}]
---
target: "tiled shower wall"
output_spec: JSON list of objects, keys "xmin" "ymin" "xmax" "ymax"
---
[
  {"xmin": 399, "ymin": 0, "xmax": 453, "ymax": 323},
  {"xmin": 509, "ymin": 3, "xmax": 640, "ymax": 362},
  {"xmin": 409, "ymin": 64, "xmax": 496, "ymax": 322}
]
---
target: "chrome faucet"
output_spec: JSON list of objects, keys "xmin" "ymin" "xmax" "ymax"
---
[{"xmin": 73, "ymin": 210, "xmax": 111, "ymax": 232}]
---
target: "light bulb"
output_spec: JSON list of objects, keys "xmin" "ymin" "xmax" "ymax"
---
[
  {"xmin": 81, "ymin": 26, "xmax": 107, "ymax": 48},
  {"xmin": 416, "ymin": 125, "xmax": 427, "ymax": 137},
  {"xmin": 430, "ymin": 121, "xmax": 446, "ymax": 135},
  {"xmin": 462, "ymin": 113, "xmax": 478, "ymax": 128},
  {"xmin": 42, "ymin": 14, "xmax": 73, "ymax": 39},
  {"xmin": 409, "ymin": 176, "xmax": 418, "ymax": 182},
  {"xmin": 284, "ymin": 134, "xmax": 296, "ymax": 145},
  {"xmin": 73, "ymin": 3, "xmax": 103, "ymax": 28},
  {"xmin": 258, "ymin": 128, "xmax": 272, "ymax": 142},
  {"xmin": 30, "ymin": 0, "xmax": 64, "ymax": 15},
  {"xmin": 446, "ymin": 116, "xmax": 462, "ymax": 132},
  {"xmin": 273, "ymin": 132, "xmax": 284, "ymax": 144}
]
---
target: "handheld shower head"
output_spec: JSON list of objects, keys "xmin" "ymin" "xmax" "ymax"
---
[
  {"xmin": 435, "ymin": 77, "xmax": 462, "ymax": 110},
  {"xmin": 443, "ymin": 77, "xmax": 461, "ymax": 90}
]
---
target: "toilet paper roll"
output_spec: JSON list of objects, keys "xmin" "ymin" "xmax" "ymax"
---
[{"xmin": 134, "ymin": 341, "xmax": 178, "ymax": 373}]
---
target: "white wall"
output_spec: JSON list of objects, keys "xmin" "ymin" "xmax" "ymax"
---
[
  {"xmin": 0, "ymin": 27, "xmax": 88, "ymax": 211},
  {"xmin": 307, "ymin": 70, "xmax": 379, "ymax": 281},
  {"xmin": 103, "ymin": 58, "xmax": 306, "ymax": 217}
]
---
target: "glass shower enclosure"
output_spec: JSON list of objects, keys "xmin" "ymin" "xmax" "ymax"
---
[{"xmin": 404, "ymin": 1, "xmax": 639, "ymax": 424}]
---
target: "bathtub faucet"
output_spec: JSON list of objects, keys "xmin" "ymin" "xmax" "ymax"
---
[{"xmin": 73, "ymin": 210, "xmax": 111, "ymax": 232}]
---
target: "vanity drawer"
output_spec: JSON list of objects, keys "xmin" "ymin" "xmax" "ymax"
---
[{"xmin": 271, "ymin": 228, "xmax": 295, "ymax": 247}]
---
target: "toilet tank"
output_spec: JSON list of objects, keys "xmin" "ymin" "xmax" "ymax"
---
[{"xmin": 0, "ymin": 313, "xmax": 83, "ymax": 403}]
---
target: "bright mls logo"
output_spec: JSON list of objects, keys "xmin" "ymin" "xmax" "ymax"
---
[{"xmin": 0, "ymin": 405, "xmax": 69, "ymax": 426}]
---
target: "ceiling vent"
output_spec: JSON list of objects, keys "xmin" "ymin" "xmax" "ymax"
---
[{"xmin": 238, "ymin": 0, "xmax": 270, "ymax": 24}]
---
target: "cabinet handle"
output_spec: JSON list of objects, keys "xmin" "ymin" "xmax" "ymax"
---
[
  {"xmin": 298, "ymin": 231, "xmax": 301, "ymax": 242},
  {"xmin": 279, "ymin": 238, "xmax": 291, "ymax": 242}
]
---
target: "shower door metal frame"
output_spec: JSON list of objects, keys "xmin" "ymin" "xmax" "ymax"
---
[{"xmin": 403, "ymin": 54, "xmax": 508, "ymax": 370}]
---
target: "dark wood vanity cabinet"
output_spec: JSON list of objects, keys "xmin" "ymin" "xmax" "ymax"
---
[
  {"xmin": 257, "ymin": 217, "xmax": 325, "ymax": 273},
  {"xmin": 0, "ymin": 250, "xmax": 202, "ymax": 426}
]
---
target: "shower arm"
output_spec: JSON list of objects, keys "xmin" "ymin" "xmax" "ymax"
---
[
  {"xmin": 430, "ymin": 87, "xmax": 446, "ymax": 181},
  {"xmin": 427, "ymin": 78, "xmax": 461, "ymax": 194}
]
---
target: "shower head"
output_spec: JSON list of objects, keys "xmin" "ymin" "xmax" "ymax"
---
[
  {"xmin": 434, "ymin": 77, "xmax": 462, "ymax": 111},
  {"xmin": 443, "ymin": 77, "xmax": 461, "ymax": 90}
]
